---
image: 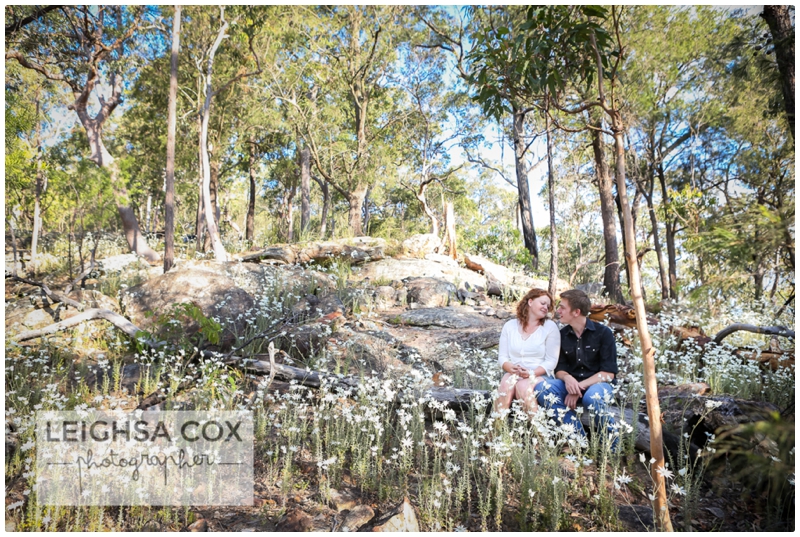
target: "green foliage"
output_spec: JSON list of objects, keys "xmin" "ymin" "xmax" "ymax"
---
[
  {"xmin": 715, "ymin": 413, "xmax": 795, "ymax": 529},
  {"xmin": 144, "ymin": 302, "xmax": 223, "ymax": 351},
  {"xmin": 467, "ymin": 5, "xmax": 611, "ymax": 120},
  {"xmin": 462, "ymin": 220, "xmax": 534, "ymax": 269}
]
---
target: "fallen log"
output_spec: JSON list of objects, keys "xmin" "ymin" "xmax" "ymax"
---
[
  {"xmin": 239, "ymin": 237, "xmax": 385, "ymax": 265},
  {"xmin": 713, "ymin": 323, "xmax": 795, "ymax": 345},
  {"xmin": 7, "ymin": 274, "xmax": 84, "ymax": 311},
  {"xmin": 14, "ymin": 307, "xmax": 157, "ymax": 347},
  {"xmin": 235, "ymin": 357, "xmax": 676, "ymax": 456},
  {"xmin": 735, "ymin": 349, "xmax": 795, "ymax": 371},
  {"xmin": 588, "ymin": 303, "xmax": 658, "ymax": 328}
]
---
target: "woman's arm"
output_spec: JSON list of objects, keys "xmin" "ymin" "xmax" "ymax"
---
[
  {"xmin": 541, "ymin": 321, "xmax": 561, "ymax": 375},
  {"xmin": 498, "ymin": 321, "xmax": 512, "ymax": 369}
]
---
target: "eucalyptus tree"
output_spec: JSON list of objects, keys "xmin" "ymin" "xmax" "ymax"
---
[
  {"xmin": 6, "ymin": 5, "xmax": 161, "ymax": 262},
  {"xmin": 509, "ymin": 6, "xmax": 675, "ymax": 526},
  {"xmin": 761, "ymin": 5, "xmax": 795, "ymax": 137},
  {"xmin": 4, "ymin": 64, "xmax": 65, "ymax": 270},
  {"xmin": 620, "ymin": 6, "xmax": 732, "ymax": 299},
  {"xmin": 163, "ymin": 5, "xmax": 181, "ymax": 272},
  {"xmin": 266, "ymin": 6, "xmax": 420, "ymax": 237},
  {"xmin": 393, "ymin": 43, "xmax": 466, "ymax": 237},
  {"xmin": 187, "ymin": 6, "xmax": 263, "ymax": 261},
  {"xmin": 685, "ymin": 10, "xmax": 795, "ymax": 301},
  {"xmin": 427, "ymin": 6, "xmax": 544, "ymax": 269}
]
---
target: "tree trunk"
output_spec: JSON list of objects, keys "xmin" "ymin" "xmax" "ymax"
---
[
  {"xmin": 203, "ymin": 158, "xmax": 220, "ymax": 253},
  {"xmin": 590, "ymin": 118, "xmax": 624, "ymax": 303},
  {"xmin": 642, "ymin": 154, "xmax": 668, "ymax": 300},
  {"xmin": 246, "ymin": 139, "xmax": 257, "ymax": 242},
  {"xmin": 762, "ymin": 5, "xmax": 795, "ymax": 138},
  {"xmin": 645, "ymin": 194, "xmax": 669, "ymax": 301},
  {"xmin": 363, "ymin": 185, "xmax": 371, "ymax": 235},
  {"xmin": 145, "ymin": 194, "xmax": 152, "ymax": 235},
  {"xmin": 105, "ymin": 162, "xmax": 160, "ymax": 263},
  {"xmin": 195, "ymin": 114, "xmax": 206, "ymax": 252},
  {"xmin": 285, "ymin": 185, "xmax": 296, "ymax": 243},
  {"xmin": 313, "ymin": 175, "xmax": 330, "ymax": 238},
  {"xmin": 443, "ymin": 201, "xmax": 457, "ymax": 259},
  {"xmin": 657, "ymin": 165, "xmax": 678, "ymax": 298},
  {"xmin": 31, "ymin": 94, "xmax": 44, "ymax": 271},
  {"xmin": 611, "ymin": 113, "xmax": 671, "ymax": 531},
  {"xmin": 511, "ymin": 108, "xmax": 538, "ymax": 269},
  {"xmin": 300, "ymin": 146, "xmax": 311, "ymax": 236},
  {"xmin": 614, "ymin": 193, "xmax": 629, "ymax": 290},
  {"xmin": 753, "ymin": 260, "xmax": 766, "ymax": 301},
  {"xmin": 199, "ymin": 14, "xmax": 228, "ymax": 262},
  {"xmin": 163, "ymin": 5, "xmax": 180, "ymax": 273},
  {"xmin": 545, "ymin": 111, "xmax": 558, "ymax": 298},
  {"xmin": 416, "ymin": 181, "xmax": 440, "ymax": 236},
  {"xmin": 347, "ymin": 186, "xmax": 367, "ymax": 237}
]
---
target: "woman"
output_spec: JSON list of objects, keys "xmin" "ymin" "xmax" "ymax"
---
[{"xmin": 495, "ymin": 288, "xmax": 560, "ymax": 418}]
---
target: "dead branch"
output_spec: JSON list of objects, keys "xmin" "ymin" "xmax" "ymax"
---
[
  {"xmin": 7, "ymin": 274, "xmax": 84, "ymax": 311},
  {"xmin": 14, "ymin": 308, "xmax": 154, "ymax": 346},
  {"xmin": 64, "ymin": 255, "xmax": 97, "ymax": 295},
  {"xmin": 713, "ymin": 323, "xmax": 795, "ymax": 345}
]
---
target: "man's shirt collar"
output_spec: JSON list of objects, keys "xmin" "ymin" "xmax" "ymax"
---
[{"xmin": 565, "ymin": 317, "xmax": 597, "ymax": 336}]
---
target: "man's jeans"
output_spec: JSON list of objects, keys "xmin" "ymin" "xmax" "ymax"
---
[{"xmin": 536, "ymin": 378, "xmax": 618, "ymax": 450}]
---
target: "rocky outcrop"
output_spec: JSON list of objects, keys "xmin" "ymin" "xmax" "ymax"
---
[
  {"xmin": 356, "ymin": 258, "xmax": 486, "ymax": 289},
  {"xmin": 390, "ymin": 307, "xmax": 489, "ymax": 329},
  {"xmin": 121, "ymin": 266, "xmax": 255, "ymax": 346},
  {"xmin": 401, "ymin": 234, "xmax": 441, "ymax": 257},
  {"xmin": 239, "ymin": 236, "xmax": 385, "ymax": 265},
  {"xmin": 368, "ymin": 498, "xmax": 419, "ymax": 532},
  {"xmin": 182, "ymin": 260, "xmax": 335, "ymax": 298},
  {"xmin": 404, "ymin": 277, "xmax": 456, "ymax": 308}
]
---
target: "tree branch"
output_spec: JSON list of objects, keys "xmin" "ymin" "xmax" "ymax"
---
[
  {"xmin": 5, "ymin": 5, "xmax": 63, "ymax": 37},
  {"xmin": 713, "ymin": 323, "xmax": 795, "ymax": 345}
]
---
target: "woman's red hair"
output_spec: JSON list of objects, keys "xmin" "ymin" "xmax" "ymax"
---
[{"xmin": 516, "ymin": 288, "xmax": 553, "ymax": 326}]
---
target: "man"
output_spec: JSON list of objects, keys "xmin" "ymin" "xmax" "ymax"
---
[{"xmin": 536, "ymin": 289, "xmax": 619, "ymax": 448}]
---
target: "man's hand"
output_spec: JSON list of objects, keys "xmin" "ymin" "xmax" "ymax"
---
[
  {"xmin": 563, "ymin": 374, "xmax": 582, "ymax": 395},
  {"xmin": 565, "ymin": 393, "xmax": 580, "ymax": 409}
]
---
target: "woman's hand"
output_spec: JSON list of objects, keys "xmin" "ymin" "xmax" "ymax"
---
[{"xmin": 503, "ymin": 363, "xmax": 530, "ymax": 379}]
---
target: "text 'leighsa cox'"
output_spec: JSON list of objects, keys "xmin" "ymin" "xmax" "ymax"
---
[{"xmin": 35, "ymin": 411, "xmax": 253, "ymax": 506}]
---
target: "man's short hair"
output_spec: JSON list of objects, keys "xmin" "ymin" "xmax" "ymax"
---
[{"xmin": 560, "ymin": 289, "xmax": 591, "ymax": 316}]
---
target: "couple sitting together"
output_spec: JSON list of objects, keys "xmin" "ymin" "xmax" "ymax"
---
[{"xmin": 496, "ymin": 288, "xmax": 618, "ymax": 446}]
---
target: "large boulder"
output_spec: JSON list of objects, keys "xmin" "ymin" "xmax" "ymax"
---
[
  {"xmin": 390, "ymin": 307, "xmax": 489, "ymax": 329},
  {"xmin": 369, "ymin": 498, "xmax": 419, "ymax": 532},
  {"xmin": 402, "ymin": 233, "xmax": 442, "ymax": 257},
  {"xmin": 356, "ymin": 258, "xmax": 485, "ymax": 290},
  {"xmin": 121, "ymin": 265, "xmax": 255, "ymax": 347},
  {"xmin": 177, "ymin": 260, "xmax": 335, "ymax": 299},
  {"xmin": 404, "ymin": 277, "xmax": 456, "ymax": 308},
  {"xmin": 239, "ymin": 236, "xmax": 386, "ymax": 265}
]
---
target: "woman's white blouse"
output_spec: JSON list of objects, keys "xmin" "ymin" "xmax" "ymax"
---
[{"xmin": 497, "ymin": 318, "xmax": 561, "ymax": 376}]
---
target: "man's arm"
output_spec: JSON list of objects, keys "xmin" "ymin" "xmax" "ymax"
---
[
  {"xmin": 579, "ymin": 326, "xmax": 618, "ymax": 389},
  {"xmin": 577, "ymin": 371, "xmax": 615, "ymax": 391},
  {"xmin": 555, "ymin": 370, "xmax": 582, "ymax": 395}
]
